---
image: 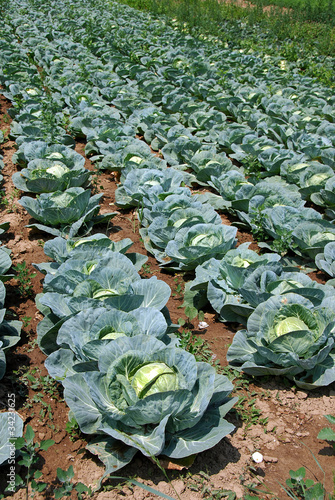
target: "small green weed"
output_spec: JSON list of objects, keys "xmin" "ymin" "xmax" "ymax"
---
[
  {"xmin": 13, "ymin": 261, "xmax": 37, "ymax": 298},
  {"xmin": 25, "ymin": 338, "xmax": 37, "ymax": 352},
  {"xmin": 141, "ymin": 262, "xmax": 153, "ymax": 277},
  {"xmin": 177, "ymin": 329, "xmax": 219, "ymax": 366},
  {"xmin": 234, "ymin": 394, "xmax": 267, "ymax": 432},
  {"xmin": 0, "ymin": 190, "xmax": 9, "ymax": 209},
  {"xmin": 37, "ymin": 400, "xmax": 53, "ymax": 422},
  {"xmin": 172, "ymin": 275, "xmax": 184, "ymax": 299},
  {"xmin": 30, "ymin": 372, "xmax": 62, "ymax": 399},
  {"xmin": 0, "ymin": 188, "xmax": 20, "ymax": 213},
  {"xmin": 281, "ymin": 467, "xmax": 328, "ymax": 499},
  {"xmin": 9, "ymin": 424, "xmax": 55, "ymax": 499},
  {"xmin": 270, "ymin": 234, "xmax": 292, "ymax": 256},
  {"xmin": 185, "ymin": 470, "xmax": 237, "ymax": 498},
  {"xmin": 21, "ymin": 316, "xmax": 32, "ymax": 329},
  {"xmin": 91, "ymin": 169, "xmax": 104, "ymax": 194},
  {"xmin": 243, "ymin": 156, "xmax": 263, "ymax": 181},
  {"xmin": 126, "ymin": 213, "xmax": 139, "ymax": 233},
  {"xmin": 65, "ymin": 416, "xmax": 82, "ymax": 442},
  {"xmin": 54, "ymin": 465, "xmax": 92, "ymax": 499}
]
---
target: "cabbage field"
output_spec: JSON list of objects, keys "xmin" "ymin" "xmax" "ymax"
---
[{"xmin": 0, "ymin": 0, "xmax": 335, "ymax": 498}]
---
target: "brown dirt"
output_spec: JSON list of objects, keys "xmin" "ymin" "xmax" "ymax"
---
[
  {"xmin": 220, "ymin": 0, "xmax": 292, "ymax": 15},
  {"xmin": 0, "ymin": 93, "xmax": 334, "ymax": 500}
]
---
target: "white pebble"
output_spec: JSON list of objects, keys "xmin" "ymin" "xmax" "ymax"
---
[
  {"xmin": 198, "ymin": 321, "xmax": 209, "ymax": 329},
  {"xmin": 252, "ymin": 452, "xmax": 263, "ymax": 464}
]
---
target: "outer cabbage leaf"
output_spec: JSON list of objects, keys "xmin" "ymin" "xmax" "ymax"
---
[{"xmin": 0, "ymin": 412, "xmax": 24, "ymax": 465}]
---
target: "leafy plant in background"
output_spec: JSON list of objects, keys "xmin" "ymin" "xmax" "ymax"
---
[
  {"xmin": 35, "ymin": 233, "xmax": 147, "ymax": 273},
  {"xmin": 162, "ymin": 223, "xmax": 237, "ymax": 271},
  {"xmin": 12, "ymin": 141, "xmax": 85, "ymax": 169},
  {"xmin": 291, "ymin": 220, "xmax": 335, "ymax": 261},
  {"xmin": 183, "ymin": 242, "xmax": 283, "ymax": 325},
  {"xmin": 316, "ymin": 242, "xmax": 335, "ymax": 286},
  {"xmin": 0, "ymin": 299, "xmax": 22, "ymax": 380}
]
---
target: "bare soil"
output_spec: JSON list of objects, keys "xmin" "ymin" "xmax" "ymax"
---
[
  {"xmin": 220, "ymin": 0, "xmax": 292, "ymax": 14},
  {"xmin": 0, "ymin": 93, "xmax": 334, "ymax": 500}
]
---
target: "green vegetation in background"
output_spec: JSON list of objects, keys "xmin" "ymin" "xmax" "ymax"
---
[
  {"xmin": 247, "ymin": 0, "xmax": 335, "ymax": 25},
  {"xmin": 117, "ymin": 0, "xmax": 335, "ymax": 87}
]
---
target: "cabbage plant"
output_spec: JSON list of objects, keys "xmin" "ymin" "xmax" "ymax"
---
[
  {"xmin": 232, "ymin": 179, "xmax": 304, "ymax": 229},
  {"xmin": 115, "ymin": 168, "xmax": 184, "ymax": 209},
  {"xmin": 36, "ymin": 252, "xmax": 172, "ymax": 354},
  {"xmin": 35, "ymin": 234, "xmax": 147, "ymax": 274},
  {"xmin": 315, "ymin": 242, "xmax": 335, "ymax": 284},
  {"xmin": 62, "ymin": 335, "xmax": 237, "ymax": 473},
  {"xmin": 184, "ymin": 243, "xmax": 282, "ymax": 324},
  {"xmin": 298, "ymin": 164, "xmax": 334, "ymax": 200},
  {"xmin": 208, "ymin": 171, "xmax": 252, "ymax": 209},
  {"xmin": 163, "ymin": 223, "xmax": 237, "ymax": 271},
  {"xmin": 12, "ymin": 158, "xmax": 91, "ymax": 193},
  {"xmin": 12, "ymin": 140, "xmax": 84, "ymax": 167},
  {"xmin": 140, "ymin": 191, "xmax": 204, "ymax": 227},
  {"xmin": 19, "ymin": 188, "xmax": 116, "ymax": 237},
  {"xmin": 227, "ymin": 293, "xmax": 335, "ymax": 389},
  {"xmin": 0, "ymin": 243, "xmax": 22, "ymax": 379},
  {"xmin": 292, "ymin": 221, "xmax": 335, "ymax": 259},
  {"xmin": 311, "ymin": 175, "xmax": 335, "ymax": 220},
  {"xmin": 0, "ymin": 310, "xmax": 22, "ymax": 379},
  {"xmin": 0, "ymin": 246, "xmax": 14, "ymax": 282},
  {"xmin": 139, "ymin": 201, "xmax": 222, "ymax": 264},
  {"xmin": 189, "ymin": 150, "xmax": 236, "ymax": 184},
  {"xmin": 46, "ymin": 305, "xmax": 175, "ymax": 363}
]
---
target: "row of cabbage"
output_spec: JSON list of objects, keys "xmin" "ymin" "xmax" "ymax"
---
[
  {"xmin": 5, "ymin": 0, "xmax": 335, "ymax": 270},
  {"xmin": 15, "ymin": 3, "xmax": 335, "ymax": 270},
  {"xmin": 0, "ymin": 6, "xmax": 239, "ymax": 475},
  {"xmin": 22, "ymin": 0, "xmax": 335, "ymax": 164},
  {"xmin": 0, "ymin": 24, "xmax": 116, "ymax": 238},
  {"xmin": 0, "ymin": 2, "xmax": 242, "ymax": 271},
  {"xmin": 31, "ymin": 232, "xmax": 237, "ymax": 474},
  {"xmin": 1, "ymin": 0, "xmax": 335, "ymax": 393}
]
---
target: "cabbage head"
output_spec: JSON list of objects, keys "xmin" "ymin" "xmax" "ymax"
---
[{"xmin": 227, "ymin": 293, "xmax": 335, "ymax": 389}]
